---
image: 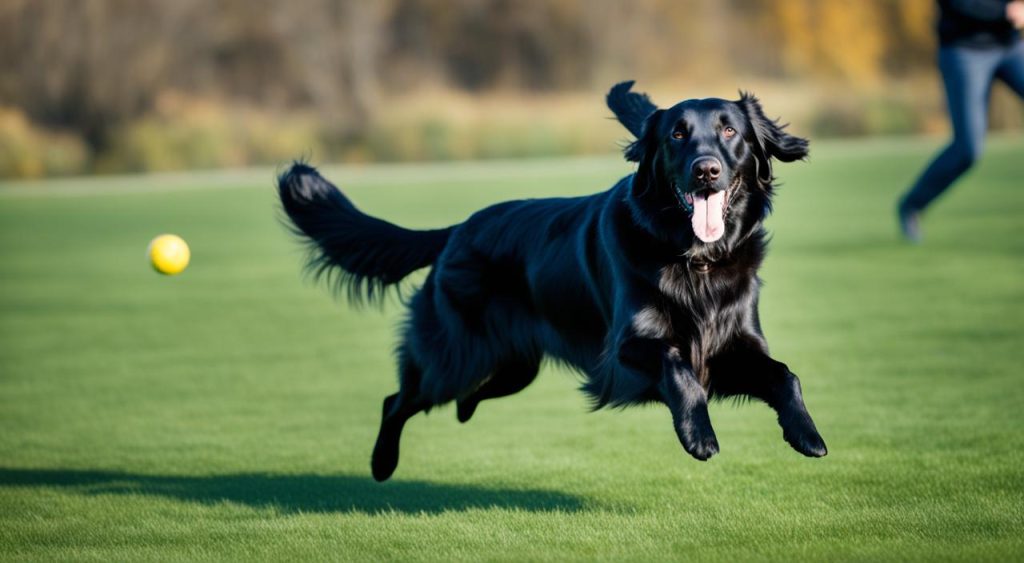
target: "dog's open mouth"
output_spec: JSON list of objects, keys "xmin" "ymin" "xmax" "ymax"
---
[{"xmin": 674, "ymin": 184, "xmax": 732, "ymax": 243}]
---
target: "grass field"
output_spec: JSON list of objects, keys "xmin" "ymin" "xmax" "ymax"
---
[{"xmin": 1, "ymin": 136, "xmax": 1023, "ymax": 561}]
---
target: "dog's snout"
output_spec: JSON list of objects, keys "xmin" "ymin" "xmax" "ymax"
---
[{"xmin": 692, "ymin": 157, "xmax": 722, "ymax": 182}]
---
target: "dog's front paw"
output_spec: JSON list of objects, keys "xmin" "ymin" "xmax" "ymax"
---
[
  {"xmin": 684, "ymin": 434, "xmax": 720, "ymax": 461},
  {"xmin": 676, "ymin": 421, "xmax": 720, "ymax": 461},
  {"xmin": 781, "ymin": 412, "xmax": 827, "ymax": 458}
]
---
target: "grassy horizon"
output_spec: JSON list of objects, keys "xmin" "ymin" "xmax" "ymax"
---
[{"xmin": 1, "ymin": 136, "xmax": 1022, "ymax": 561}]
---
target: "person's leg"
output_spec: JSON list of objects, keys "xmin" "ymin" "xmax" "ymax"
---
[
  {"xmin": 995, "ymin": 40, "xmax": 1024, "ymax": 97},
  {"xmin": 899, "ymin": 47, "xmax": 1000, "ymax": 217}
]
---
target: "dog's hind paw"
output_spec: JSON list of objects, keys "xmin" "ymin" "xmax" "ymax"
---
[
  {"xmin": 371, "ymin": 440, "xmax": 400, "ymax": 482},
  {"xmin": 456, "ymin": 399, "xmax": 478, "ymax": 423}
]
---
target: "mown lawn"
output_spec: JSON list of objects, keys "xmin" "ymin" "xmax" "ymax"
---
[{"xmin": 0, "ymin": 136, "xmax": 1022, "ymax": 561}]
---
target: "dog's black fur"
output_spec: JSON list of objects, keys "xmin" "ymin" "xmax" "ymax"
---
[{"xmin": 278, "ymin": 82, "xmax": 827, "ymax": 481}]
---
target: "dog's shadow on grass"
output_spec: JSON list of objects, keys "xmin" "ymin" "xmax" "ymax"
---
[{"xmin": 0, "ymin": 467, "xmax": 585, "ymax": 514}]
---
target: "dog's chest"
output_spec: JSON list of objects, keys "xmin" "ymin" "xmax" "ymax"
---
[
  {"xmin": 657, "ymin": 261, "xmax": 735, "ymax": 303},
  {"xmin": 650, "ymin": 259, "xmax": 756, "ymax": 339}
]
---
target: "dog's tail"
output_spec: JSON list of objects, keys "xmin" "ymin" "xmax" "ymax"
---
[
  {"xmin": 277, "ymin": 162, "xmax": 454, "ymax": 303},
  {"xmin": 606, "ymin": 81, "xmax": 658, "ymax": 139}
]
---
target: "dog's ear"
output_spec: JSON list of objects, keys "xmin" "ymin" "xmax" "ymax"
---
[
  {"xmin": 739, "ymin": 92, "xmax": 808, "ymax": 183},
  {"xmin": 624, "ymin": 109, "xmax": 664, "ymax": 163},
  {"xmin": 607, "ymin": 81, "xmax": 658, "ymax": 139}
]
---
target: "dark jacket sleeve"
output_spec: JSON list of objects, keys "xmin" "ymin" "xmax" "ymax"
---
[{"xmin": 945, "ymin": 0, "xmax": 1009, "ymax": 21}]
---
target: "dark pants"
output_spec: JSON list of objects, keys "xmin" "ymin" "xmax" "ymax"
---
[{"xmin": 900, "ymin": 40, "xmax": 1024, "ymax": 213}]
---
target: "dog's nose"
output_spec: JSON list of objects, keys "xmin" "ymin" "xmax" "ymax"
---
[{"xmin": 692, "ymin": 157, "xmax": 722, "ymax": 182}]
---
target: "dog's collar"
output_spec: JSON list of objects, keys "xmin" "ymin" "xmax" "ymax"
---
[{"xmin": 689, "ymin": 258, "xmax": 713, "ymax": 274}]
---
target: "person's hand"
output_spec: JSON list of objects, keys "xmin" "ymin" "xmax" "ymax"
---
[{"xmin": 1008, "ymin": 1, "xmax": 1024, "ymax": 29}]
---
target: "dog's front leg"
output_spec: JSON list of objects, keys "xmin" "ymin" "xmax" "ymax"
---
[
  {"xmin": 659, "ymin": 346, "xmax": 720, "ymax": 461},
  {"xmin": 709, "ymin": 337, "xmax": 827, "ymax": 458},
  {"xmin": 617, "ymin": 336, "xmax": 719, "ymax": 460}
]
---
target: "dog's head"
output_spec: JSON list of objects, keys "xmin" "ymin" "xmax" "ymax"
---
[{"xmin": 623, "ymin": 93, "xmax": 808, "ymax": 244}]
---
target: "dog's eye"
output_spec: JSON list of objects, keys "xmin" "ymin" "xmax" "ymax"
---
[
  {"xmin": 672, "ymin": 131, "xmax": 685, "ymax": 141},
  {"xmin": 722, "ymin": 126, "xmax": 736, "ymax": 139}
]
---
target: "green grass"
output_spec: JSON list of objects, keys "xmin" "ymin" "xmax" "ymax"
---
[{"xmin": 1, "ymin": 137, "xmax": 1023, "ymax": 561}]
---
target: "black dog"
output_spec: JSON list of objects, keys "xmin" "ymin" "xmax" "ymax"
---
[{"xmin": 278, "ymin": 81, "xmax": 827, "ymax": 481}]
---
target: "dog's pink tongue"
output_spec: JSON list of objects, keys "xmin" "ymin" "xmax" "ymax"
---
[{"xmin": 691, "ymin": 190, "xmax": 726, "ymax": 243}]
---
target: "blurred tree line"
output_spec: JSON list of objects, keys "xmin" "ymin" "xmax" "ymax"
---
[{"xmin": 0, "ymin": 0, "xmax": 1019, "ymax": 177}]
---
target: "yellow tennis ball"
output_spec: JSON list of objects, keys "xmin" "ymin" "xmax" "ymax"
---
[{"xmin": 147, "ymin": 234, "xmax": 190, "ymax": 275}]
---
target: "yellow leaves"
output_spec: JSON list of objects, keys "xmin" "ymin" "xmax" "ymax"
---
[{"xmin": 768, "ymin": 0, "xmax": 933, "ymax": 83}]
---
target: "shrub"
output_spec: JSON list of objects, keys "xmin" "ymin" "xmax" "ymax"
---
[{"xmin": 0, "ymin": 107, "xmax": 88, "ymax": 178}]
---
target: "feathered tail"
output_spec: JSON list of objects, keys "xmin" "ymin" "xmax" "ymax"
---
[{"xmin": 277, "ymin": 163, "xmax": 454, "ymax": 303}]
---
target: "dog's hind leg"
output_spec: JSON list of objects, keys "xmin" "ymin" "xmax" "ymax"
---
[
  {"xmin": 456, "ymin": 357, "xmax": 541, "ymax": 423},
  {"xmin": 371, "ymin": 358, "xmax": 429, "ymax": 481}
]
